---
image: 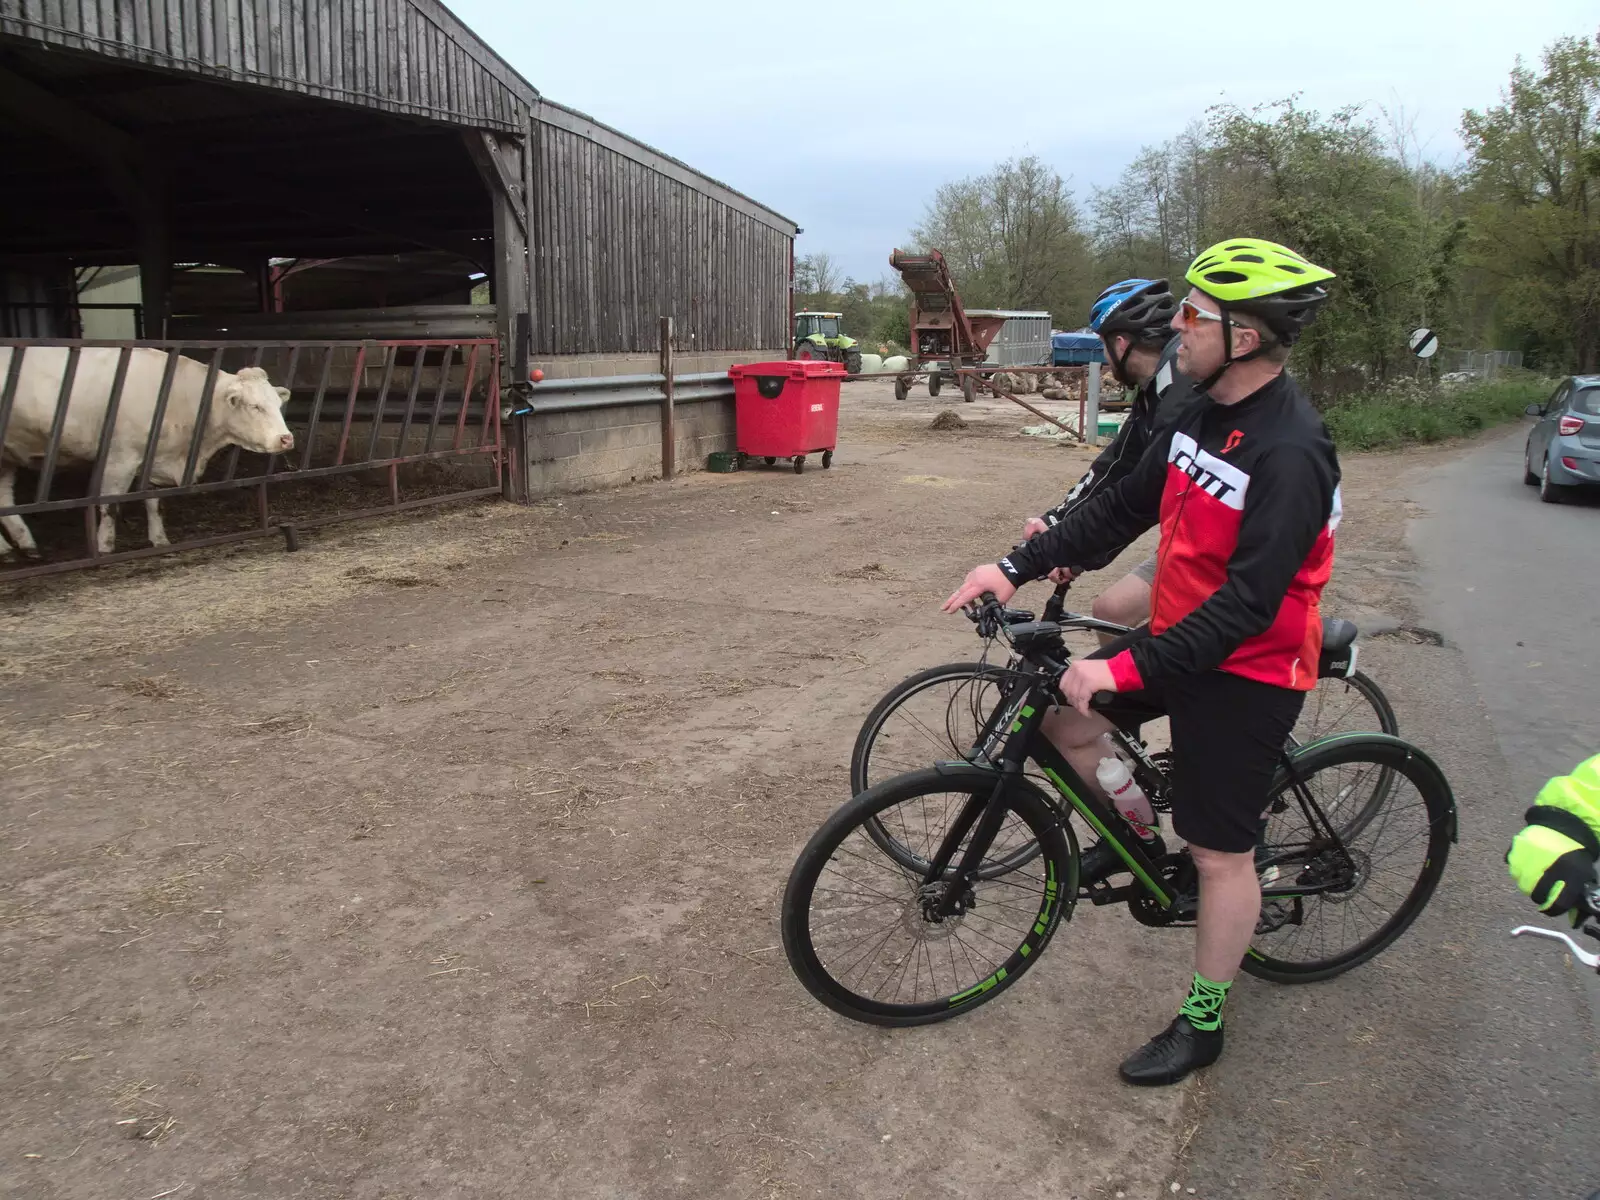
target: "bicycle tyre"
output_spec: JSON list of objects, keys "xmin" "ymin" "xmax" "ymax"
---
[
  {"xmin": 1241, "ymin": 734, "xmax": 1455, "ymax": 985},
  {"xmin": 782, "ymin": 765, "xmax": 1078, "ymax": 1027}
]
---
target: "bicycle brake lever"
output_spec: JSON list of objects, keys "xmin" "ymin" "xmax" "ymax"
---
[{"xmin": 1510, "ymin": 925, "xmax": 1600, "ymax": 970}]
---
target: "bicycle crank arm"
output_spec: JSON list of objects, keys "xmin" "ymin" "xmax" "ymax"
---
[{"xmin": 1511, "ymin": 925, "xmax": 1600, "ymax": 970}]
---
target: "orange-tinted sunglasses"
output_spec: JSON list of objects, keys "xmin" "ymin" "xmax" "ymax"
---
[{"xmin": 1177, "ymin": 297, "xmax": 1228, "ymax": 326}]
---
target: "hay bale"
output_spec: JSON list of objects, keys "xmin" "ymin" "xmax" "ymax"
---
[
  {"xmin": 883, "ymin": 355, "xmax": 911, "ymax": 373},
  {"xmin": 930, "ymin": 410, "xmax": 968, "ymax": 431}
]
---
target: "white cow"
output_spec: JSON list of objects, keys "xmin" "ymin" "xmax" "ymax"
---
[{"xmin": 0, "ymin": 347, "xmax": 294, "ymax": 558}]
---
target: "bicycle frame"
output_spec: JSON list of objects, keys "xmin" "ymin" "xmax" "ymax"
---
[{"xmin": 919, "ymin": 646, "xmax": 1363, "ymax": 921}]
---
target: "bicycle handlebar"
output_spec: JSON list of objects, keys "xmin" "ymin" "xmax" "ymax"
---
[{"xmin": 1510, "ymin": 884, "xmax": 1600, "ymax": 972}]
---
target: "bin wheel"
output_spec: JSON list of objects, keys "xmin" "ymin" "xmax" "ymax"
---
[
  {"xmin": 793, "ymin": 456, "xmax": 806, "ymax": 474},
  {"xmin": 929, "ymin": 373, "xmax": 943, "ymax": 397},
  {"xmin": 735, "ymin": 452, "xmax": 749, "ymax": 470},
  {"xmin": 962, "ymin": 374, "xmax": 978, "ymax": 403},
  {"xmin": 822, "ymin": 450, "xmax": 833, "ymax": 469},
  {"xmin": 764, "ymin": 456, "xmax": 776, "ymax": 466},
  {"xmin": 893, "ymin": 377, "xmax": 909, "ymax": 402}
]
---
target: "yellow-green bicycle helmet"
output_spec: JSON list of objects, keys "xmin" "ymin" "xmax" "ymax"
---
[{"xmin": 1185, "ymin": 237, "xmax": 1336, "ymax": 347}]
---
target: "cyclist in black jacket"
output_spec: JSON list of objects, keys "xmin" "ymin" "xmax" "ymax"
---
[{"xmin": 1022, "ymin": 279, "xmax": 1195, "ymax": 637}]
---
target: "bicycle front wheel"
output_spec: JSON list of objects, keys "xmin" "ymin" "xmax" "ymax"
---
[
  {"xmin": 850, "ymin": 662, "xmax": 1014, "ymax": 793},
  {"xmin": 1243, "ymin": 734, "xmax": 1455, "ymax": 985},
  {"xmin": 782, "ymin": 765, "xmax": 1078, "ymax": 1027},
  {"xmin": 851, "ymin": 662, "xmax": 1049, "ymax": 878}
]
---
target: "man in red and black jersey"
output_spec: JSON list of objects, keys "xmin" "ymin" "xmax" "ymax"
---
[{"xmin": 944, "ymin": 238, "xmax": 1341, "ymax": 1086}]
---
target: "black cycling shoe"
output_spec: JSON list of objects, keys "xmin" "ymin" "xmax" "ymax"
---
[
  {"xmin": 1079, "ymin": 834, "xmax": 1166, "ymax": 884},
  {"xmin": 1118, "ymin": 1015, "xmax": 1224, "ymax": 1086}
]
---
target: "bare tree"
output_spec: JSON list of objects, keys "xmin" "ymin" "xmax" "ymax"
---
[{"xmin": 794, "ymin": 253, "xmax": 843, "ymax": 304}]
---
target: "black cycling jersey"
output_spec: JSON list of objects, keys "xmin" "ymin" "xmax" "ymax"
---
[{"xmin": 1039, "ymin": 335, "xmax": 1195, "ymax": 572}]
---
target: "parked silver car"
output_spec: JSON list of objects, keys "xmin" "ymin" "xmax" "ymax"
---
[{"xmin": 1524, "ymin": 376, "xmax": 1600, "ymax": 503}]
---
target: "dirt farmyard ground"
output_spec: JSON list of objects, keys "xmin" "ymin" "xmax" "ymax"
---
[{"xmin": 2, "ymin": 378, "xmax": 1449, "ymax": 1199}]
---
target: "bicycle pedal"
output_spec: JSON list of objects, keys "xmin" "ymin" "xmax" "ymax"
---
[{"xmin": 1256, "ymin": 897, "xmax": 1300, "ymax": 934}]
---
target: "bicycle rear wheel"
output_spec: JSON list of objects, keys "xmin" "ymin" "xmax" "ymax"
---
[
  {"xmin": 782, "ymin": 765, "xmax": 1077, "ymax": 1026},
  {"xmin": 1243, "ymin": 734, "xmax": 1455, "ymax": 985},
  {"xmin": 1289, "ymin": 670, "xmax": 1399, "ymax": 837},
  {"xmin": 1296, "ymin": 669, "xmax": 1397, "ymax": 742}
]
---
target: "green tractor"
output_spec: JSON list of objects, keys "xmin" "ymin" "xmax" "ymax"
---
[{"xmin": 792, "ymin": 311, "xmax": 862, "ymax": 374}]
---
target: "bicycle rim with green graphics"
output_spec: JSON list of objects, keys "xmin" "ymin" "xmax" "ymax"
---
[
  {"xmin": 781, "ymin": 766, "xmax": 1078, "ymax": 1027},
  {"xmin": 1242, "ymin": 733, "xmax": 1455, "ymax": 985}
]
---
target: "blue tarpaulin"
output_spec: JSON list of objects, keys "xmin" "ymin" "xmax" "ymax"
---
[{"xmin": 1051, "ymin": 331, "xmax": 1104, "ymax": 366}]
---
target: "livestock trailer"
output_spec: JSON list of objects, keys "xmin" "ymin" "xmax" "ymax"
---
[{"xmin": 970, "ymin": 311, "xmax": 1053, "ymax": 368}]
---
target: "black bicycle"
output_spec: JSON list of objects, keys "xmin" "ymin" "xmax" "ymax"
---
[
  {"xmin": 782, "ymin": 594, "xmax": 1457, "ymax": 1026},
  {"xmin": 852, "ymin": 579, "xmax": 1397, "ymax": 796}
]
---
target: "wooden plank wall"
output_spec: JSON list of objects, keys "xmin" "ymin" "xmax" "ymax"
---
[{"xmin": 530, "ymin": 116, "xmax": 792, "ymax": 356}]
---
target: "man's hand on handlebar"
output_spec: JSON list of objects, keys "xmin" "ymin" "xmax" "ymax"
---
[
  {"xmin": 1061, "ymin": 658, "xmax": 1117, "ymax": 716},
  {"xmin": 1020, "ymin": 519, "xmax": 1079, "ymax": 585},
  {"xmin": 1022, "ymin": 517, "xmax": 1048, "ymax": 540},
  {"xmin": 943, "ymin": 565, "xmax": 1016, "ymax": 614}
]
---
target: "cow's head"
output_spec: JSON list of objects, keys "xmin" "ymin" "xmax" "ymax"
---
[{"xmin": 222, "ymin": 367, "xmax": 295, "ymax": 454}]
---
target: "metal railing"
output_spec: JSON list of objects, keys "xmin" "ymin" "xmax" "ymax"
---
[{"xmin": 0, "ymin": 337, "xmax": 502, "ymax": 580}]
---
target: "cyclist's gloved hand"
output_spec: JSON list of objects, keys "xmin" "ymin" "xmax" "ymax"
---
[{"xmin": 1508, "ymin": 804, "xmax": 1600, "ymax": 922}]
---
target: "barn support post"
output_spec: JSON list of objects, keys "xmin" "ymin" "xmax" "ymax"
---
[
  {"xmin": 464, "ymin": 129, "xmax": 530, "ymax": 393},
  {"xmin": 660, "ymin": 316, "xmax": 676, "ymax": 481}
]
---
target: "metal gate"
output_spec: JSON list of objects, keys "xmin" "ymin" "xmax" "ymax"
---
[{"xmin": 0, "ymin": 337, "xmax": 502, "ymax": 580}]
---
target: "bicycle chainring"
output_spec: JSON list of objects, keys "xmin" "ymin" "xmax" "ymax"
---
[
  {"xmin": 1128, "ymin": 857, "xmax": 1196, "ymax": 928},
  {"xmin": 1146, "ymin": 750, "xmax": 1174, "ymax": 813}
]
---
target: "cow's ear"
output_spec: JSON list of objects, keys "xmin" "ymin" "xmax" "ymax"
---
[
  {"xmin": 273, "ymin": 387, "xmax": 291, "ymax": 407},
  {"xmin": 221, "ymin": 381, "xmax": 242, "ymax": 408}
]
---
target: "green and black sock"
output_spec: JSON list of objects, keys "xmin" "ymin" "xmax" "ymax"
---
[{"xmin": 1177, "ymin": 972, "xmax": 1231, "ymax": 1033}]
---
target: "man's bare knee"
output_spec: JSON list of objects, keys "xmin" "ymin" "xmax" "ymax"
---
[
  {"xmin": 1190, "ymin": 844, "xmax": 1253, "ymax": 876},
  {"xmin": 1092, "ymin": 576, "xmax": 1151, "ymax": 629}
]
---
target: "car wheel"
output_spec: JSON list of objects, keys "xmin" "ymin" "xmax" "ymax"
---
[
  {"xmin": 1540, "ymin": 454, "xmax": 1569, "ymax": 504},
  {"xmin": 1524, "ymin": 442, "xmax": 1539, "ymax": 486}
]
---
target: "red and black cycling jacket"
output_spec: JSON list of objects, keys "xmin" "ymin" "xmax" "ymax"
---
[{"xmin": 999, "ymin": 372, "xmax": 1341, "ymax": 692}]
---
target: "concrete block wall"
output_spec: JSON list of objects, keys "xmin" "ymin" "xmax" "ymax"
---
[{"xmin": 521, "ymin": 395, "xmax": 735, "ymax": 496}]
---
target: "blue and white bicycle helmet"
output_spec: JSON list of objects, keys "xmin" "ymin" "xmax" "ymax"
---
[
  {"xmin": 1088, "ymin": 278, "xmax": 1177, "ymax": 342},
  {"xmin": 1088, "ymin": 278, "xmax": 1178, "ymax": 382}
]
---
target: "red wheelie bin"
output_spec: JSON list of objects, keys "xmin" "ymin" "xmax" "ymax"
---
[{"xmin": 728, "ymin": 360, "xmax": 843, "ymax": 473}]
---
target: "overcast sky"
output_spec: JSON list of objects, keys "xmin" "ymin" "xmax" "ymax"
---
[{"xmin": 448, "ymin": 1, "xmax": 1596, "ymax": 285}]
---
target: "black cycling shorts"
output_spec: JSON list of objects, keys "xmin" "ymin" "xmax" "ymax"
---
[{"xmin": 1088, "ymin": 628, "xmax": 1305, "ymax": 853}]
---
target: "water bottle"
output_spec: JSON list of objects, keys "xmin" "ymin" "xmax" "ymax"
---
[{"xmin": 1096, "ymin": 756, "xmax": 1159, "ymax": 842}]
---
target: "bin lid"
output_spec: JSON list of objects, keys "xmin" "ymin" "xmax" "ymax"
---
[{"xmin": 729, "ymin": 360, "xmax": 847, "ymax": 379}]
